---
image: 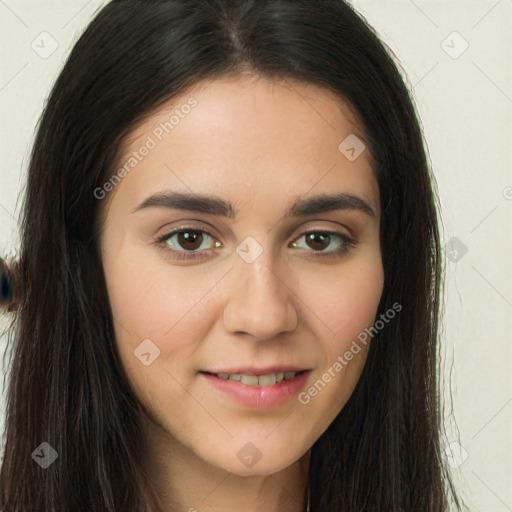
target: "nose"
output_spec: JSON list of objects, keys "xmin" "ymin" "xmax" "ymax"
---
[{"xmin": 222, "ymin": 252, "xmax": 299, "ymax": 340}]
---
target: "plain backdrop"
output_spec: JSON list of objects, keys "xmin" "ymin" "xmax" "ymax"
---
[{"xmin": 1, "ymin": 1, "xmax": 511, "ymax": 510}]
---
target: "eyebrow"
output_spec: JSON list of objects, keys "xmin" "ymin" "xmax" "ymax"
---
[{"xmin": 131, "ymin": 190, "xmax": 376, "ymax": 219}]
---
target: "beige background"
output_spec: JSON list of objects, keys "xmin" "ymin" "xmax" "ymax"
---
[{"xmin": 1, "ymin": 1, "xmax": 511, "ymax": 510}]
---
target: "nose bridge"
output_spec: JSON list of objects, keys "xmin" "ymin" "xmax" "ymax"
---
[{"xmin": 222, "ymin": 240, "xmax": 299, "ymax": 338}]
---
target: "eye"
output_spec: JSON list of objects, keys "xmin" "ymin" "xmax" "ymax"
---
[
  {"xmin": 155, "ymin": 227, "xmax": 357, "ymax": 261},
  {"xmin": 155, "ymin": 227, "xmax": 219, "ymax": 260},
  {"xmin": 290, "ymin": 231, "xmax": 356, "ymax": 259}
]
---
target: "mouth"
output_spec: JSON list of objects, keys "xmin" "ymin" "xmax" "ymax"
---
[
  {"xmin": 198, "ymin": 367, "xmax": 312, "ymax": 408},
  {"xmin": 199, "ymin": 369, "xmax": 309, "ymax": 387}
]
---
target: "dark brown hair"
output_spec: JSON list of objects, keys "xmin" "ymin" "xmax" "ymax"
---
[{"xmin": 0, "ymin": 0, "xmax": 466, "ymax": 510}]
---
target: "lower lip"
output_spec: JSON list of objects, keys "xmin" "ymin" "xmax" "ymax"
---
[{"xmin": 199, "ymin": 371, "xmax": 311, "ymax": 408}]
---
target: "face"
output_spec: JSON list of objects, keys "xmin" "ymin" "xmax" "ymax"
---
[{"xmin": 99, "ymin": 75, "xmax": 384, "ymax": 477}]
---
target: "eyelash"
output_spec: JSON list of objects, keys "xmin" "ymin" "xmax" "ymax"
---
[{"xmin": 154, "ymin": 227, "xmax": 357, "ymax": 261}]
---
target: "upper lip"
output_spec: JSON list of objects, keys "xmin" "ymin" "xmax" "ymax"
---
[{"xmin": 200, "ymin": 366, "xmax": 310, "ymax": 376}]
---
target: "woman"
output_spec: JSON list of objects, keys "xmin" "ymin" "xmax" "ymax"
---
[{"xmin": 0, "ymin": 0, "xmax": 466, "ymax": 510}]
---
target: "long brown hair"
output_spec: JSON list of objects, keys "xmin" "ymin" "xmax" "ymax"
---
[{"xmin": 0, "ymin": 0, "xmax": 466, "ymax": 510}]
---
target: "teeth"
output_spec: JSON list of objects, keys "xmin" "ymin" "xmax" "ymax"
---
[
  {"xmin": 258, "ymin": 373, "xmax": 276, "ymax": 386},
  {"xmin": 214, "ymin": 371, "xmax": 300, "ymax": 386},
  {"xmin": 240, "ymin": 375, "xmax": 259, "ymax": 386}
]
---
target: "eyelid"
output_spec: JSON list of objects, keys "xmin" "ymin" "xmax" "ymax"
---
[
  {"xmin": 154, "ymin": 224, "xmax": 357, "ymax": 261},
  {"xmin": 154, "ymin": 221, "xmax": 218, "ymax": 243},
  {"xmin": 155, "ymin": 220, "xmax": 353, "ymax": 243}
]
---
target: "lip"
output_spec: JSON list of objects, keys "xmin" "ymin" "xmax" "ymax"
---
[
  {"xmin": 201, "ymin": 366, "xmax": 309, "ymax": 376},
  {"xmin": 199, "ymin": 369, "xmax": 312, "ymax": 408}
]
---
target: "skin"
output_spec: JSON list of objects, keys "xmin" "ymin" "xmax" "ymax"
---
[{"xmin": 98, "ymin": 74, "xmax": 384, "ymax": 512}]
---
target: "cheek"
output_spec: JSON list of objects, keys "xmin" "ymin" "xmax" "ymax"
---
[
  {"xmin": 103, "ymin": 240, "xmax": 198, "ymax": 333},
  {"xmin": 294, "ymin": 258, "xmax": 383, "ymax": 433},
  {"xmin": 298, "ymin": 253, "xmax": 384, "ymax": 339},
  {"xmin": 102, "ymin": 245, "xmax": 223, "ymax": 374},
  {"xmin": 102, "ymin": 249, "xmax": 211, "ymax": 429}
]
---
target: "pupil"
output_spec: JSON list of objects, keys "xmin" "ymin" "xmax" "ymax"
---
[
  {"xmin": 178, "ymin": 231, "xmax": 202, "ymax": 250},
  {"xmin": 307, "ymin": 233, "xmax": 329, "ymax": 250}
]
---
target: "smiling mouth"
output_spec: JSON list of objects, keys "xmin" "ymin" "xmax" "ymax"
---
[{"xmin": 200, "ymin": 370, "xmax": 309, "ymax": 387}]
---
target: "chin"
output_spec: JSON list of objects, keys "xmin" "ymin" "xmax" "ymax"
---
[{"xmin": 203, "ymin": 443, "xmax": 307, "ymax": 477}]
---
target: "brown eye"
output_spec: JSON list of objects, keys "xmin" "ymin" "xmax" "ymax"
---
[
  {"xmin": 173, "ymin": 230, "xmax": 205, "ymax": 251},
  {"xmin": 290, "ymin": 231, "xmax": 355, "ymax": 258},
  {"xmin": 305, "ymin": 232, "xmax": 332, "ymax": 251},
  {"xmin": 156, "ymin": 227, "xmax": 219, "ymax": 260}
]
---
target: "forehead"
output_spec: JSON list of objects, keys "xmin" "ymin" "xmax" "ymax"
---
[{"xmin": 107, "ymin": 74, "xmax": 379, "ymax": 218}]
